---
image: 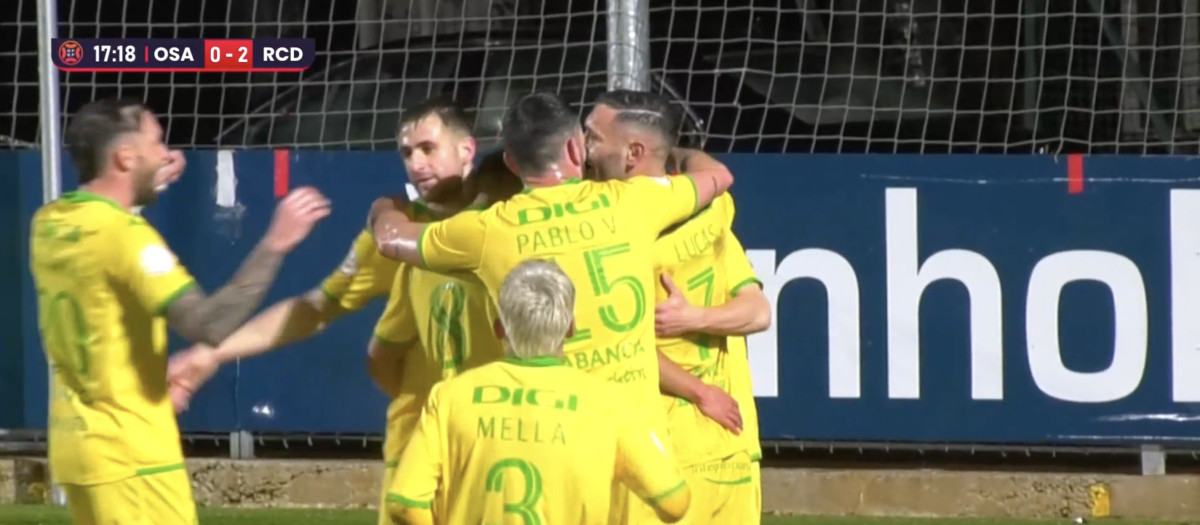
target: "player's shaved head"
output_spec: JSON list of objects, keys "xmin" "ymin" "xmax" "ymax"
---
[
  {"xmin": 501, "ymin": 92, "xmax": 582, "ymax": 175},
  {"xmin": 496, "ymin": 259, "xmax": 576, "ymax": 359},
  {"xmin": 65, "ymin": 98, "xmax": 152, "ymax": 184},
  {"xmin": 593, "ymin": 90, "xmax": 679, "ymax": 152}
]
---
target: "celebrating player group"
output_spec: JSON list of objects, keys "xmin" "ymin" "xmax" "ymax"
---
[{"xmin": 31, "ymin": 88, "xmax": 772, "ymax": 524}]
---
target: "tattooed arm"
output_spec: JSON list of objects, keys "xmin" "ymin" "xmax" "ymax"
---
[{"xmin": 166, "ymin": 187, "xmax": 331, "ymax": 346}]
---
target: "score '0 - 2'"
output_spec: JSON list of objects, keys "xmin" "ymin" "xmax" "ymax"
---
[{"xmin": 210, "ymin": 46, "xmax": 247, "ymax": 63}]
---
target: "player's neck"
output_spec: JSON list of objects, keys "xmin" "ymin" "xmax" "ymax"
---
[
  {"xmin": 629, "ymin": 161, "xmax": 667, "ymax": 178},
  {"xmin": 522, "ymin": 171, "xmax": 579, "ymax": 189},
  {"xmin": 79, "ymin": 179, "xmax": 136, "ymax": 211}
]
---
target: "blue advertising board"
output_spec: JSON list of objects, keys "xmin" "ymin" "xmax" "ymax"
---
[{"xmin": 4, "ymin": 151, "xmax": 1200, "ymax": 445}]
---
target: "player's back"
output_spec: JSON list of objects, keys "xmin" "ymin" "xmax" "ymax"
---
[
  {"xmin": 29, "ymin": 191, "xmax": 194, "ymax": 485},
  {"xmin": 433, "ymin": 357, "xmax": 646, "ymax": 524},
  {"xmin": 654, "ymin": 192, "xmax": 736, "ymax": 374},
  {"xmin": 468, "ymin": 177, "xmax": 699, "ymax": 408}
]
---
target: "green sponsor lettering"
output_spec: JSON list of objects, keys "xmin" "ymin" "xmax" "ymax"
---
[
  {"xmin": 516, "ymin": 194, "xmax": 611, "ymax": 226},
  {"xmin": 472, "ymin": 386, "xmax": 578, "ymax": 412}
]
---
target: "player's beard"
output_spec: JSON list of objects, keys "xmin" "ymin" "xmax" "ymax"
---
[
  {"xmin": 586, "ymin": 156, "xmax": 626, "ymax": 182},
  {"xmin": 133, "ymin": 165, "xmax": 160, "ymax": 207},
  {"xmin": 421, "ymin": 174, "xmax": 465, "ymax": 205}
]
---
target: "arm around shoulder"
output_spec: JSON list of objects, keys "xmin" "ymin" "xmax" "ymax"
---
[{"xmin": 673, "ymin": 148, "xmax": 733, "ymax": 210}]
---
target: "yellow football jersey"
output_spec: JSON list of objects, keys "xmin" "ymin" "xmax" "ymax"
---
[
  {"xmin": 321, "ymin": 228, "xmax": 400, "ymax": 311},
  {"xmin": 30, "ymin": 191, "xmax": 196, "ymax": 485},
  {"xmin": 654, "ymin": 193, "xmax": 749, "ymax": 467},
  {"xmin": 414, "ymin": 177, "xmax": 700, "ymax": 428},
  {"xmin": 373, "ymin": 256, "xmax": 505, "ymax": 465},
  {"xmin": 720, "ymin": 233, "xmax": 764, "ymax": 461},
  {"xmin": 387, "ymin": 357, "xmax": 688, "ymax": 525},
  {"xmin": 653, "ymin": 192, "xmax": 735, "ymax": 374}
]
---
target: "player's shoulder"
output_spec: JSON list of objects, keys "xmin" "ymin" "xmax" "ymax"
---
[{"xmin": 38, "ymin": 191, "xmax": 131, "ymax": 225}]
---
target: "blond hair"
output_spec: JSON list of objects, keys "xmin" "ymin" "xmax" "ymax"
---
[{"xmin": 497, "ymin": 260, "xmax": 575, "ymax": 358}]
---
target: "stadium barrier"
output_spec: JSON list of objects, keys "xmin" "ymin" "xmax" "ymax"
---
[{"xmin": 4, "ymin": 151, "xmax": 1200, "ymax": 450}]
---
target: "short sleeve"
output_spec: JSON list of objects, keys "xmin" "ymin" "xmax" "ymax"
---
[
  {"xmin": 320, "ymin": 229, "xmax": 399, "ymax": 311},
  {"xmin": 614, "ymin": 397, "xmax": 688, "ymax": 513},
  {"xmin": 723, "ymin": 233, "xmax": 761, "ymax": 296},
  {"xmin": 416, "ymin": 210, "xmax": 487, "ymax": 273},
  {"xmin": 389, "ymin": 384, "xmax": 445, "ymax": 509},
  {"xmin": 117, "ymin": 219, "xmax": 196, "ymax": 314},
  {"xmin": 618, "ymin": 176, "xmax": 699, "ymax": 234},
  {"xmin": 374, "ymin": 265, "xmax": 419, "ymax": 345}
]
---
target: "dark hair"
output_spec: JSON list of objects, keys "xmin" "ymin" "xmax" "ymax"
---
[
  {"xmin": 465, "ymin": 149, "xmax": 523, "ymax": 206},
  {"xmin": 594, "ymin": 90, "xmax": 680, "ymax": 147},
  {"xmin": 399, "ymin": 95, "xmax": 474, "ymax": 137},
  {"xmin": 64, "ymin": 98, "xmax": 150, "ymax": 184},
  {"xmin": 501, "ymin": 92, "xmax": 580, "ymax": 175}
]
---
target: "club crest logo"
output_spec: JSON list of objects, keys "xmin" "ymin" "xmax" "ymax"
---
[{"xmin": 58, "ymin": 41, "xmax": 83, "ymax": 66}]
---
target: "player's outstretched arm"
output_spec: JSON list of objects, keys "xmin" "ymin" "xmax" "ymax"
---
[
  {"xmin": 671, "ymin": 147, "xmax": 733, "ymax": 210},
  {"xmin": 657, "ymin": 350, "xmax": 742, "ymax": 434},
  {"xmin": 166, "ymin": 187, "xmax": 330, "ymax": 347}
]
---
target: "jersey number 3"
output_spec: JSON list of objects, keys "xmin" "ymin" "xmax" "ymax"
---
[{"xmin": 486, "ymin": 458, "xmax": 543, "ymax": 525}]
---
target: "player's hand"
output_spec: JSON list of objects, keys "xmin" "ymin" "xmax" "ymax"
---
[
  {"xmin": 264, "ymin": 187, "xmax": 331, "ymax": 253},
  {"xmin": 154, "ymin": 149, "xmax": 186, "ymax": 191},
  {"xmin": 166, "ymin": 346, "xmax": 221, "ymax": 413},
  {"xmin": 367, "ymin": 195, "xmax": 410, "ymax": 232},
  {"xmin": 655, "ymin": 274, "xmax": 704, "ymax": 337},
  {"xmin": 696, "ymin": 384, "xmax": 742, "ymax": 435}
]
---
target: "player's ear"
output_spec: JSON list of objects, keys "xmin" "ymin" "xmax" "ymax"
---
[
  {"xmin": 626, "ymin": 142, "xmax": 645, "ymax": 167},
  {"xmin": 566, "ymin": 133, "xmax": 585, "ymax": 169},
  {"xmin": 565, "ymin": 318, "xmax": 575, "ymax": 339},
  {"xmin": 112, "ymin": 139, "xmax": 137, "ymax": 174},
  {"xmin": 502, "ymin": 151, "xmax": 519, "ymax": 175},
  {"xmin": 493, "ymin": 319, "xmax": 506, "ymax": 341},
  {"xmin": 458, "ymin": 135, "xmax": 476, "ymax": 164}
]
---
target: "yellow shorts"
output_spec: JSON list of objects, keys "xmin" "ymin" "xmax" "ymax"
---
[
  {"xmin": 63, "ymin": 465, "xmax": 197, "ymax": 525},
  {"xmin": 679, "ymin": 452, "xmax": 761, "ymax": 524},
  {"xmin": 378, "ymin": 461, "xmax": 399, "ymax": 525}
]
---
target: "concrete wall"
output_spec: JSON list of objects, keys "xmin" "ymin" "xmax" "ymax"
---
[{"xmin": 3, "ymin": 458, "xmax": 1198, "ymax": 520}]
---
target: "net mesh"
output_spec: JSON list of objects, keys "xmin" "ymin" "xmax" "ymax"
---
[
  {"xmin": 654, "ymin": 0, "xmax": 1200, "ymax": 154},
  {"xmin": 4, "ymin": 0, "xmax": 1200, "ymax": 153},
  {"xmin": 4, "ymin": 0, "xmax": 608, "ymax": 151}
]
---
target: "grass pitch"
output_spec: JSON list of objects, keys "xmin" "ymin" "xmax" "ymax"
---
[{"xmin": 0, "ymin": 504, "xmax": 1183, "ymax": 525}]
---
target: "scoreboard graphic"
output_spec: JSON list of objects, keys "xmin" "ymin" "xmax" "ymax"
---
[{"xmin": 52, "ymin": 38, "xmax": 315, "ymax": 72}]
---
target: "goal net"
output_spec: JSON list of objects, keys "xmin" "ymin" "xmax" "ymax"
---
[
  {"xmin": 4, "ymin": 0, "xmax": 607, "ymax": 151},
  {"xmin": 654, "ymin": 0, "xmax": 1200, "ymax": 154},
  {"xmin": 5, "ymin": 0, "xmax": 1200, "ymax": 154}
]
